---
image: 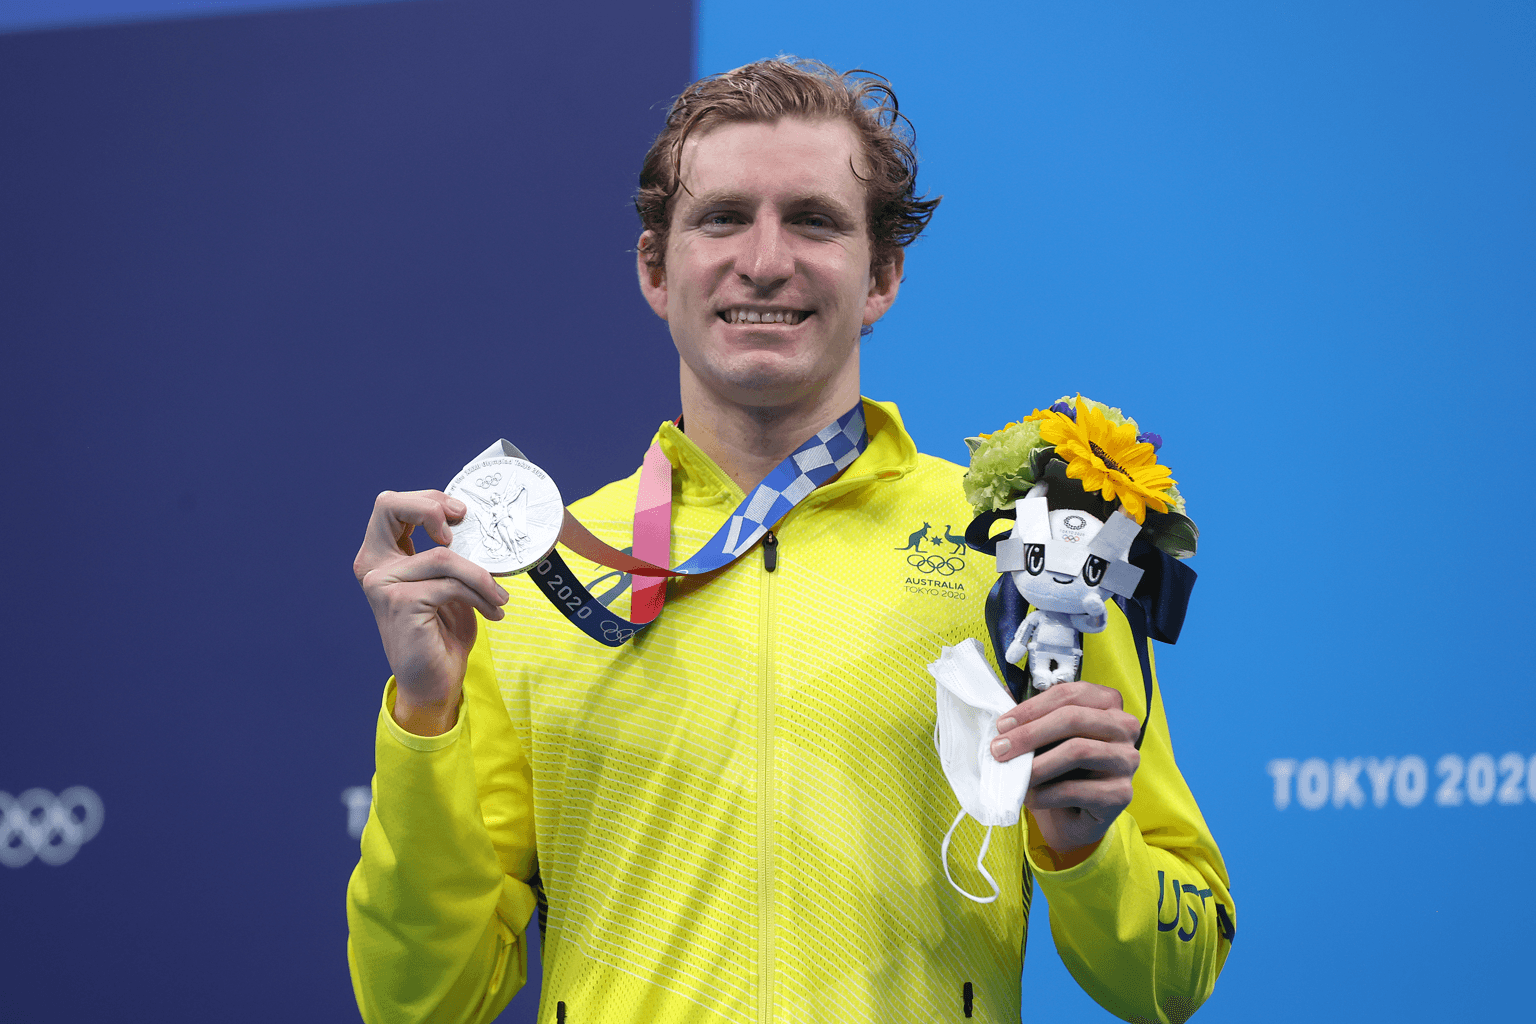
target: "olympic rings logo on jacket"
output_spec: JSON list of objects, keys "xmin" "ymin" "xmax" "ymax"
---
[
  {"xmin": 907, "ymin": 553, "xmax": 965, "ymax": 576},
  {"xmin": 1, "ymin": 787, "xmax": 104, "ymax": 868}
]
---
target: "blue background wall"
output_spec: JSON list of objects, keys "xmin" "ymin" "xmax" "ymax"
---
[
  {"xmin": 700, "ymin": 2, "xmax": 1536, "ymax": 1022},
  {"xmin": 4, "ymin": 1, "xmax": 1532, "ymax": 1021},
  {"xmin": 0, "ymin": 1, "xmax": 689, "ymax": 1020}
]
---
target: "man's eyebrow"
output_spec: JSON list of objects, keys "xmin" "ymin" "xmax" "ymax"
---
[{"xmin": 682, "ymin": 189, "xmax": 859, "ymax": 218}]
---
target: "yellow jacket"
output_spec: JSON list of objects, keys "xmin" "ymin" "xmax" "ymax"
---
[{"xmin": 347, "ymin": 399, "xmax": 1233, "ymax": 1024}]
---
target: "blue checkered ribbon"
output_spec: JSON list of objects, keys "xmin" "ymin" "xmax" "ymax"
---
[
  {"xmin": 528, "ymin": 403, "xmax": 868, "ymax": 646},
  {"xmin": 679, "ymin": 403, "xmax": 868, "ymax": 570}
]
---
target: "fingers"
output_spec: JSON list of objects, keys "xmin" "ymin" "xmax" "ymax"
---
[
  {"xmin": 1026, "ymin": 761, "xmax": 1136, "ymax": 820},
  {"xmin": 355, "ymin": 490, "xmax": 468, "ymax": 581},
  {"xmin": 1026, "ymin": 735, "xmax": 1140, "ymax": 788},
  {"xmin": 990, "ymin": 682, "xmax": 1135, "ymax": 759},
  {"xmin": 1022, "ymin": 735, "xmax": 1138, "ymax": 830},
  {"xmin": 1026, "ymin": 779, "xmax": 1124, "ymax": 816},
  {"xmin": 363, "ymin": 546, "xmax": 508, "ymax": 619},
  {"xmin": 1009, "ymin": 680, "xmax": 1125, "ymax": 722},
  {"xmin": 1007, "ymin": 683, "xmax": 1141, "ymax": 854},
  {"xmin": 400, "ymin": 576, "xmax": 509, "ymax": 622}
]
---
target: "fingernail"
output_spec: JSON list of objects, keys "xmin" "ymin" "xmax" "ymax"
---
[
  {"xmin": 998, "ymin": 717, "xmax": 1016, "ymax": 732},
  {"xmin": 496, "ymin": 586, "xmax": 509, "ymax": 602},
  {"xmin": 990, "ymin": 737, "xmax": 1011, "ymax": 757},
  {"xmin": 448, "ymin": 499, "xmax": 466, "ymax": 514}
]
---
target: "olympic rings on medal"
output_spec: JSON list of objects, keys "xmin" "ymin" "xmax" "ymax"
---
[
  {"xmin": 907, "ymin": 553, "xmax": 965, "ymax": 576},
  {"xmin": 0, "ymin": 787, "xmax": 104, "ymax": 868},
  {"xmin": 474, "ymin": 472, "xmax": 502, "ymax": 488}
]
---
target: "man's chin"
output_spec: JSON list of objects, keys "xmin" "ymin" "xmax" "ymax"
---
[
  {"xmin": 718, "ymin": 374, "xmax": 818, "ymax": 407},
  {"xmin": 691, "ymin": 362, "xmax": 827, "ymax": 409},
  {"xmin": 677, "ymin": 336, "xmax": 859, "ymax": 411}
]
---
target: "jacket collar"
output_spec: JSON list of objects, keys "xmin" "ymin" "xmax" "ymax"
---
[{"xmin": 653, "ymin": 397, "xmax": 918, "ymax": 508}]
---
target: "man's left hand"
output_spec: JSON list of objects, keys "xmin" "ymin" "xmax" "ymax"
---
[{"xmin": 989, "ymin": 681, "xmax": 1141, "ymax": 867}]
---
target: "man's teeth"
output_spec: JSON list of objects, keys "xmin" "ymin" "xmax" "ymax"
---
[{"xmin": 722, "ymin": 309, "xmax": 808, "ymax": 324}]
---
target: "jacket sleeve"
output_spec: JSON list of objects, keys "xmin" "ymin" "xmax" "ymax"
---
[
  {"xmin": 346, "ymin": 622, "xmax": 538, "ymax": 1024},
  {"xmin": 1023, "ymin": 603, "xmax": 1235, "ymax": 1024}
]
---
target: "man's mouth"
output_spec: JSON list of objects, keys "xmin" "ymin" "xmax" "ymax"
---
[{"xmin": 718, "ymin": 308, "xmax": 813, "ymax": 325}]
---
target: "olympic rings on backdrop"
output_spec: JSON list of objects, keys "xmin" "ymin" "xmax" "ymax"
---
[
  {"xmin": 0, "ymin": 787, "xmax": 104, "ymax": 868},
  {"xmin": 907, "ymin": 554, "xmax": 965, "ymax": 576}
]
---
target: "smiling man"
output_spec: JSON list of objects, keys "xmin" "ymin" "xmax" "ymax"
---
[
  {"xmin": 636, "ymin": 114, "xmax": 891, "ymax": 489},
  {"xmin": 348, "ymin": 59, "xmax": 1232, "ymax": 1024}
]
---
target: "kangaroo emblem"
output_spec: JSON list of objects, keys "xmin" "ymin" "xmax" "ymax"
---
[
  {"xmin": 895, "ymin": 521, "xmax": 931, "ymax": 552},
  {"xmin": 942, "ymin": 525, "xmax": 968, "ymax": 555}
]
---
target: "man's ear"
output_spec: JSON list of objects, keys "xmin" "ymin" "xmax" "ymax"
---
[
  {"xmin": 863, "ymin": 248, "xmax": 904, "ymax": 327},
  {"xmin": 637, "ymin": 231, "xmax": 668, "ymax": 321}
]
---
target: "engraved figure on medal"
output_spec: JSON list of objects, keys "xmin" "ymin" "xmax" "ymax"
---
[{"xmin": 445, "ymin": 453, "xmax": 563, "ymax": 576}]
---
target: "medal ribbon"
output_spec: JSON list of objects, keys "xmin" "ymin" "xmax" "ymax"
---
[{"xmin": 527, "ymin": 403, "xmax": 869, "ymax": 647}]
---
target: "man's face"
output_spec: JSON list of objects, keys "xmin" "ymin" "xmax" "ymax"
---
[{"xmin": 637, "ymin": 117, "xmax": 901, "ymax": 410}]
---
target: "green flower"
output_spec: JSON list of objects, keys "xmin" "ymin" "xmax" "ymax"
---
[
  {"xmin": 1166, "ymin": 482, "xmax": 1187, "ymax": 517},
  {"xmin": 962, "ymin": 419, "xmax": 1050, "ymax": 512}
]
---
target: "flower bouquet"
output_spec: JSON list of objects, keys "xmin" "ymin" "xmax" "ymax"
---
[{"xmin": 961, "ymin": 395, "xmax": 1198, "ymax": 698}]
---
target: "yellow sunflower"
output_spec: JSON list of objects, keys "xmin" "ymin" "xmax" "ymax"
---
[{"xmin": 1025, "ymin": 395, "xmax": 1175, "ymax": 523}]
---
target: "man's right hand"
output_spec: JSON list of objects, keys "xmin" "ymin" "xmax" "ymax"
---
[{"xmin": 354, "ymin": 490, "xmax": 509, "ymax": 736}]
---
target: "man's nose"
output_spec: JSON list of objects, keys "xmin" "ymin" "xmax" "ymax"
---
[{"xmin": 736, "ymin": 220, "xmax": 794, "ymax": 290}]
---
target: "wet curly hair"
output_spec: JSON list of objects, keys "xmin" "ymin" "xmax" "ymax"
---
[{"xmin": 635, "ymin": 57, "xmax": 941, "ymax": 271}]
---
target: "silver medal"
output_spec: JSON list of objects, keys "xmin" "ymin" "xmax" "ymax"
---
[{"xmin": 445, "ymin": 440, "xmax": 564, "ymax": 576}]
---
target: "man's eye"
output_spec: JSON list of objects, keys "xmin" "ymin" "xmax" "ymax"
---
[
  {"xmin": 797, "ymin": 215, "xmax": 831, "ymax": 229},
  {"xmin": 704, "ymin": 212, "xmax": 742, "ymax": 227}
]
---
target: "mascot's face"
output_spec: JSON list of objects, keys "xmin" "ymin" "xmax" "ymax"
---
[
  {"xmin": 996, "ymin": 500, "xmax": 1146, "ymax": 612},
  {"xmin": 1010, "ymin": 510, "xmax": 1113, "ymax": 612}
]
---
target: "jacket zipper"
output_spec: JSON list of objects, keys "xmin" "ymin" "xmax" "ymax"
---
[{"xmin": 757, "ymin": 529, "xmax": 777, "ymax": 1023}]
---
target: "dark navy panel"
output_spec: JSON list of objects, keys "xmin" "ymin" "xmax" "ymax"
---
[
  {"xmin": 0, "ymin": 0, "xmax": 415, "ymax": 35},
  {"xmin": 0, "ymin": 1, "xmax": 691, "ymax": 1021}
]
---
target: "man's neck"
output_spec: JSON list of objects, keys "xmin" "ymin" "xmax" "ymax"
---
[{"xmin": 678, "ymin": 377, "xmax": 861, "ymax": 495}]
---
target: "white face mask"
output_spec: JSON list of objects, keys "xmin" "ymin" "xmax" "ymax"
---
[{"xmin": 927, "ymin": 639, "xmax": 1034, "ymax": 903}]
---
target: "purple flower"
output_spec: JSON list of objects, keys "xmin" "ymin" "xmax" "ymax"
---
[
  {"xmin": 1136, "ymin": 431, "xmax": 1163, "ymax": 451},
  {"xmin": 1050, "ymin": 401, "xmax": 1076, "ymax": 420}
]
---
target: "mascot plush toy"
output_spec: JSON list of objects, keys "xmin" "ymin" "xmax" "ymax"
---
[
  {"xmin": 961, "ymin": 394, "xmax": 1198, "ymax": 698},
  {"xmin": 928, "ymin": 395, "xmax": 1199, "ymax": 902},
  {"xmin": 995, "ymin": 488, "xmax": 1142, "ymax": 690}
]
